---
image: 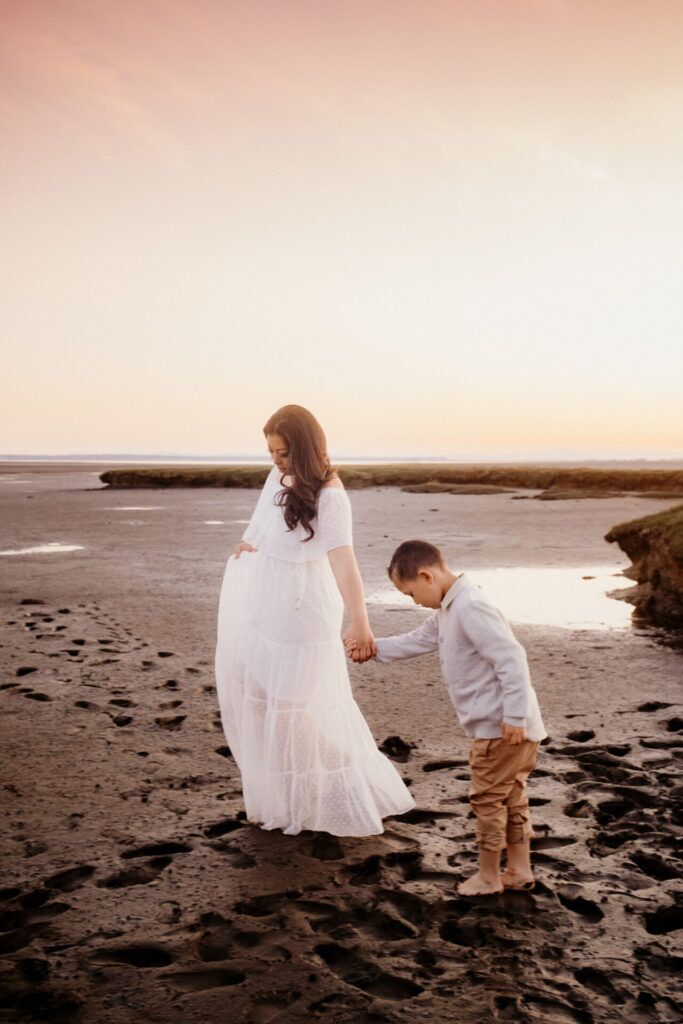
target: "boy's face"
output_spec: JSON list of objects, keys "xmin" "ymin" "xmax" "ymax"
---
[{"xmin": 391, "ymin": 567, "xmax": 443, "ymax": 609}]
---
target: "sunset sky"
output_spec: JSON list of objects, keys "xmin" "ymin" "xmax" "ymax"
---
[{"xmin": 2, "ymin": 0, "xmax": 682, "ymax": 459}]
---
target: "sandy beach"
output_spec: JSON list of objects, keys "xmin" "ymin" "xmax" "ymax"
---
[{"xmin": 1, "ymin": 463, "xmax": 681, "ymax": 1023}]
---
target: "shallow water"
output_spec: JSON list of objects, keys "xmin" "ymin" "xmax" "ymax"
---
[
  {"xmin": 367, "ymin": 565, "xmax": 635, "ymax": 630},
  {"xmin": 0, "ymin": 542, "xmax": 85, "ymax": 556}
]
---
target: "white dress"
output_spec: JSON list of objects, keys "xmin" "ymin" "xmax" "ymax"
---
[{"xmin": 215, "ymin": 466, "xmax": 415, "ymax": 836}]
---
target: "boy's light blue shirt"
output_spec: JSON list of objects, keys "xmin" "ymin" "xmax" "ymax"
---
[{"xmin": 374, "ymin": 573, "xmax": 547, "ymax": 741}]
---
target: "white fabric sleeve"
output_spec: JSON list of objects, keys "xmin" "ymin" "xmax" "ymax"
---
[
  {"xmin": 459, "ymin": 599, "xmax": 530, "ymax": 726},
  {"xmin": 374, "ymin": 614, "xmax": 440, "ymax": 661},
  {"xmin": 316, "ymin": 487, "xmax": 353, "ymax": 552},
  {"xmin": 241, "ymin": 466, "xmax": 280, "ymax": 545}
]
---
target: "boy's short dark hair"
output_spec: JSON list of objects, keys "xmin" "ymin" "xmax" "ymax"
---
[{"xmin": 388, "ymin": 540, "xmax": 445, "ymax": 581}]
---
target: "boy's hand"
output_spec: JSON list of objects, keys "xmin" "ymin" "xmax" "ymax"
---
[
  {"xmin": 344, "ymin": 641, "xmax": 374, "ymax": 663},
  {"xmin": 502, "ymin": 722, "xmax": 527, "ymax": 745},
  {"xmin": 343, "ymin": 630, "xmax": 375, "ymax": 663}
]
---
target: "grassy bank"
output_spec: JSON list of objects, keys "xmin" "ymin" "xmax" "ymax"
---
[
  {"xmin": 606, "ymin": 504, "xmax": 683, "ymax": 627},
  {"xmin": 100, "ymin": 464, "xmax": 683, "ymax": 493}
]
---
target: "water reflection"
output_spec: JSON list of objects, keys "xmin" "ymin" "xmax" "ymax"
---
[
  {"xmin": 367, "ymin": 566, "xmax": 635, "ymax": 630},
  {"xmin": 0, "ymin": 542, "xmax": 85, "ymax": 556}
]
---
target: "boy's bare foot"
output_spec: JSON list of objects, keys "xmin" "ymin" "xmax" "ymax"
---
[
  {"xmin": 457, "ymin": 872, "xmax": 503, "ymax": 896},
  {"xmin": 501, "ymin": 868, "xmax": 535, "ymax": 890}
]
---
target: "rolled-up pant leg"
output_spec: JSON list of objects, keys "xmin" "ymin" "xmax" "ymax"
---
[{"xmin": 469, "ymin": 738, "xmax": 539, "ymax": 852}]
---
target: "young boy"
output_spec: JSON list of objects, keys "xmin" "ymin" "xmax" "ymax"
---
[{"xmin": 347, "ymin": 539, "xmax": 547, "ymax": 896}]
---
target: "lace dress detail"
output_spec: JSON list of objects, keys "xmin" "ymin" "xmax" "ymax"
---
[{"xmin": 214, "ymin": 469, "xmax": 415, "ymax": 836}]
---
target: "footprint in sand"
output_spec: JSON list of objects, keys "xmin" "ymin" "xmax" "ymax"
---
[
  {"xmin": 233, "ymin": 891, "xmax": 300, "ymax": 918},
  {"xmin": 644, "ymin": 898, "xmax": 683, "ymax": 935},
  {"xmin": 203, "ymin": 817, "xmax": 244, "ymax": 839},
  {"xmin": 566, "ymin": 730, "xmax": 595, "ymax": 742},
  {"xmin": 162, "ymin": 968, "xmax": 246, "ymax": 992},
  {"xmin": 422, "ymin": 759, "xmax": 468, "ymax": 772},
  {"xmin": 637, "ymin": 701, "xmax": 673, "ymax": 712},
  {"xmin": 0, "ymin": 896, "xmax": 71, "ymax": 955},
  {"xmin": 308, "ymin": 834, "xmax": 344, "ymax": 861},
  {"xmin": 629, "ymin": 850, "xmax": 679, "ymax": 882},
  {"xmin": 392, "ymin": 807, "xmax": 458, "ymax": 826},
  {"xmin": 111, "ymin": 715, "xmax": 133, "ymax": 727},
  {"xmin": 91, "ymin": 945, "xmax": 174, "ymax": 968},
  {"xmin": 318, "ymin": 903, "xmax": 417, "ymax": 942},
  {"xmin": 556, "ymin": 886, "xmax": 604, "ymax": 922},
  {"xmin": 314, "ymin": 943, "xmax": 424, "ymax": 1001},
  {"xmin": 533, "ymin": 836, "xmax": 577, "ymax": 850},
  {"xmin": 154, "ymin": 715, "xmax": 186, "ymax": 731},
  {"xmin": 195, "ymin": 910, "xmax": 282, "ymax": 963},
  {"xmin": 44, "ymin": 865, "xmax": 95, "ymax": 892},
  {"xmin": 342, "ymin": 849, "xmax": 423, "ymax": 886},
  {"xmin": 379, "ymin": 735, "xmax": 415, "ymax": 762},
  {"xmin": 120, "ymin": 841, "xmax": 192, "ymax": 859},
  {"xmin": 96, "ymin": 856, "xmax": 173, "ymax": 889},
  {"xmin": 574, "ymin": 966, "xmax": 626, "ymax": 1005},
  {"xmin": 213, "ymin": 843, "xmax": 257, "ymax": 869}
]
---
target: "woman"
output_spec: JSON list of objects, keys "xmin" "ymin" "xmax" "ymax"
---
[{"xmin": 215, "ymin": 404, "xmax": 414, "ymax": 836}]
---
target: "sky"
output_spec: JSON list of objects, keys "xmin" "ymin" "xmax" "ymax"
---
[{"xmin": 2, "ymin": 0, "xmax": 682, "ymax": 460}]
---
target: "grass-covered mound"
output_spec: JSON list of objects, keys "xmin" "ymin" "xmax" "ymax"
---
[
  {"xmin": 100, "ymin": 466, "xmax": 271, "ymax": 489},
  {"xmin": 401, "ymin": 482, "xmax": 513, "ymax": 495},
  {"xmin": 606, "ymin": 504, "xmax": 683, "ymax": 627},
  {"xmin": 100, "ymin": 464, "xmax": 683, "ymax": 493}
]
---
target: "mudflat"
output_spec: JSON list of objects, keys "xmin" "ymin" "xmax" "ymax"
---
[{"xmin": 1, "ymin": 464, "xmax": 681, "ymax": 1023}]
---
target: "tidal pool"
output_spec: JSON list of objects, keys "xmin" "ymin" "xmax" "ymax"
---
[
  {"xmin": 0, "ymin": 542, "xmax": 85, "ymax": 556},
  {"xmin": 367, "ymin": 565, "xmax": 635, "ymax": 630}
]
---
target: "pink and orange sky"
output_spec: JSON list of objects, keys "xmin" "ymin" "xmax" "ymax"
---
[{"xmin": 2, "ymin": 0, "xmax": 682, "ymax": 459}]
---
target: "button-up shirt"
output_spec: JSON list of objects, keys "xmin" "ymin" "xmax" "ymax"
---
[{"xmin": 374, "ymin": 573, "xmax": 547, "ymax": 741}]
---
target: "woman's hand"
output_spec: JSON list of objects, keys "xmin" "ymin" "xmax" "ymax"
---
[
  {"xmin": 328, "ymin": 548, "xmax": 376, "ymax": 661},
  {"xmin": 343, "ymin": 622, "xmax": 376, "ymax": 663},
  {"xmin": 233, "ymin": 542, "xmax": 257, "ymax": 559}
]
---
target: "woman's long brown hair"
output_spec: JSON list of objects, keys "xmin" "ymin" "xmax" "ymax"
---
[{"xmin": 263, "ymin": 405, "xmax": 335, "ymax": 541}]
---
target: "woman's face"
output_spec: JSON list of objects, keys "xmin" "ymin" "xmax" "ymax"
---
[{"xmin": 266, "ymin": 433, "xmax": 290, "ymax": 473}]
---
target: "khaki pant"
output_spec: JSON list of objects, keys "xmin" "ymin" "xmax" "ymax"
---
[{"xmin": 468, "ymin": 737, "xmax": 539, "ymax": 853}]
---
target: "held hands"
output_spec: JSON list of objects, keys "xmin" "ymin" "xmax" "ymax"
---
[
  {"xmin": 342, "ymin": 622, "xmax": 376, "ymax": 664},
  {"xmin": 502, "ymin": 722, "xmax": 527, "ymax": 745},
  {"xmin": 233, "ymin": 542, "xmax": 257, "ymax": 559}
]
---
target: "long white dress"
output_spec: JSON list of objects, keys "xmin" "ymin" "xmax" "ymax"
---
[{"xmin": 215, "ymin": 466, "xmax": 415, "ymax": 836}]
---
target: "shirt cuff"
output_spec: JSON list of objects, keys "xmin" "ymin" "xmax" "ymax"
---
[{"xmin": 503, "ymin": 717, "xmax": 526, "ymax": 728}]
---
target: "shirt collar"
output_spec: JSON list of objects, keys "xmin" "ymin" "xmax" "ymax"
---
[{"xmin": 441, "ymin": 572, "xmax": 467, "ymax": 610}]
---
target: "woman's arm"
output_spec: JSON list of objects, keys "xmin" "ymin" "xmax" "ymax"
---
[
  {"xmin": 235, "ymin": 466, "xmax": 278, "ymax": 555},
  {"xmin": 327, "ymin": 546, "xmax": 376, "ymax": 662}
]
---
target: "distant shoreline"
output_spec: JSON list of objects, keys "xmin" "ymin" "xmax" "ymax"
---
[{"xmin": 95, "ymin": 463, "xmax": 683, "ymax": 495}]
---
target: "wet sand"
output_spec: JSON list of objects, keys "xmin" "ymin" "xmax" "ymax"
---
[{"xmin": 1, "ymin": 464, "xmax": 681, "ymax": 1023}]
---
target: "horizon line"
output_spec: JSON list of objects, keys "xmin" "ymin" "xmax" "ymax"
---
[{"xmin": 2, "ymin": 452, "xmax": 683, "ymax": 465}]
